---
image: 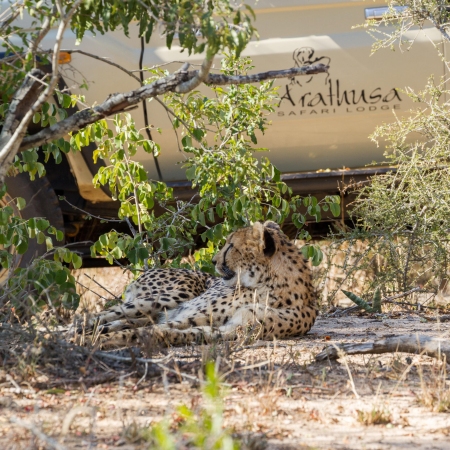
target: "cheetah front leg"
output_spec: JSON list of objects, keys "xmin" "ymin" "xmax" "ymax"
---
[
  {"xmin": 217, "ymin": 304, "xmax": 318, "ymax": 339},
  {"xmin": 93, "ymin": 324, "xmax": 219, "ymax": 349}
]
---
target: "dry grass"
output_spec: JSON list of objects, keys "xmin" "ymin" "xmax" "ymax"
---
[
  {"xmin": 356, "ymin": 408, "xmax": 392, "ymax": 426},
  {"xmin": 2, "ymin": 256, "xmax": 450, "ymax": 449}
]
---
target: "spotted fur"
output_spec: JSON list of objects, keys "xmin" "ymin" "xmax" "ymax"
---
[{"xmin": 81, "ymin": 221, "xmax": 317, "ymax": 348}]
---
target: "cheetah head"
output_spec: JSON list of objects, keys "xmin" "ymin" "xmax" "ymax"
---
[{"xmin": 212, "ymin": 221, "xmax": 281, "ymax": 288}]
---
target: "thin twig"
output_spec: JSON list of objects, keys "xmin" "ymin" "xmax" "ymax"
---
[
  {"xmin": 75, "ymin": 280, "xmax": 109, "ymax": 302},
  {"xmin": 334, "ymin": 344, "xmax": 359, "ymax": 399},
  {"xmin": 10, "ymin": 416, "xmax": 67, "ymax": 450},
  {"xmin": 60, "ymin": 197, "xmax": 123, "ymax": 222},
  {"xmin": 82, "ymin": 273, "xmax": 121, "ymax": 300},
  {"xmin": 62, "ymin": 49, "xmax": 141, "ymax": 83},
  {"xmin": 384, "ymin": 300, "xmax": 442, "ymax": 311},
  {"xmin": 94, "ymin": 350, "xmax": 173, "ymax": 364},
  {"xmin": 383, "ymin": 286, "xmax": 422, "ymax": 302}
]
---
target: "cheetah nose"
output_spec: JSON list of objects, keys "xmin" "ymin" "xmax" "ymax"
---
[{"xmin": 211, "ymin": 259, "xmax": 217, "ymax": 266}]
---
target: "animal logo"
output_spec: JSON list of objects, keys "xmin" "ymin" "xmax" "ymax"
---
[{"xmin": 291, "ymin": 47, "xmax": 331, "ymax": 86}]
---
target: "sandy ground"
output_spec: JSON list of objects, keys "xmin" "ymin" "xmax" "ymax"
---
[
  {"xmin": 1, "ymin": 268, "xmax": 450, "ymax": 449},
  {"xmin": 1, "ymin": 314, "xmax": 450, "ymax": 449}
]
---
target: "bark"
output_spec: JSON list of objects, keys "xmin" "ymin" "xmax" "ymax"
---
[
  {"xmin": 315, "ymin": 334, "xmax": 450, "ymax": 362},
  {"xmin": 17, "ymin": 63, "xmax": 328, "ymax": 153},
  {"xmin": 0, "ymin": 69, "xmax": 47, "ymax": 180}
]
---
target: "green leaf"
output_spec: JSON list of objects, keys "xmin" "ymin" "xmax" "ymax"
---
[
  {"xmin": 161, "ymin": 237, "xmax": 177, "ymax": 251},
  {"xmin": 16, "ymin": 240, "xmax": 28, "ymax": 254},
  {"xmin": 186, "ymin": 166, "xmax": 196, "ymax": 180},
  {"xmin": 182, "ymin": 135, "xmax": 192, "ymax": 148},
  {"xmin": 137, "ymin": 247, "xmax": 149, "ymax": 261},
  {"xmin": 0, "ymin": 184, "xmax": 6, "ymax": 200},
  {"xmin": 55, "ymin": 269, "xmax": 67, "ymax": 284},
  {"xmin": 72, "ymin": 253, "xmax": 82, "ymax": 269},
  {"xmin": 36, "ymin": 231, "xmax": 45, "ymax": 244},
  {"xmin": 36, "ymin": 218, "xmax": 50, "ymax": 231},
  {"xmin": 330, "ymin": 202, "xmax": 341, "ymax": 217},
  {"xmin": 372, "ymin": 288, "xmax": 382, "ymax": 313},
  {"xmin": 341, "ymin": 290, "xmax": 375, "ymax": 313},
  {"xmin": 192, "ymin": 128, "xmax": 204, "ymax": 141},
  {"xmin": 311, "ymin": 247, "xmax": 323, "ymax": 266},
  {"xmin": 62, "ymin": 94, "xmax": 72, "ymax": 108},
  {"xmin": 16, "ymin": 197, "xmax": 26, "ymax": 210}
]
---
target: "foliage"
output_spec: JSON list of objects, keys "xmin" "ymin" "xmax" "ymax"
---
[
  {"xmin": 0, "ymin": 185, "xmax": 80, "ymax": 315},
  {"xmin": 347, "ymin": 80, "xmax": 450, "ymax": 294},
  {"xmin": 126, "ymin": 362, "xmax": 238, "ymax": 449},
  {"xmin": 0, "ymin": 0, "xmax": 338, "ymax": 311},
  {"xmin": 72, "ymin": 0, "xmax": 256, "ymax": 55},
  {"xmin": 1, "ymin": 257, "xmax": 80, "ymax": 318},
  {"xmin": 360, "ymin": 1, "xmax": 450, "ymax": 53},
  {"xmin": 77, "ymin": 57, "xmax": 340, "ymax": 271},
  {"xmin": 341, "ymin": 288, "xmax": 381, "ymax": 313},
  {"xmin": 0, "ymin": 0, "xmax": 255, "ymax": 102},
  {"xmin": 332, "ymin": 1, "xmax": 450, "ymax": 301}
]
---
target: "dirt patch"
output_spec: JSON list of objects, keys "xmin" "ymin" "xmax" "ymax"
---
[{"xmin": 1, "ymin": 311, "xmax": 450, "ymax": 449}]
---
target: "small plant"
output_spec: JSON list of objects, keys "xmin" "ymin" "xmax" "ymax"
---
[
  {"xmin": 341, "ymin": 287, "xmax": 382, "ymax": 313},
  {"xmin": 417, "ymin": 361, "xmax": 450, "ymax": 413},
  {"xmin": 0, "ymin": 187, "xmax": 81, "ymax": 319},
  {"xmin": 356, "ymin": 408, "xmax": 392, "ymax": 426},
  {"xmin": 419, "ymin": 389, "xmax": 450, "ymax": 413},
  {"xmin": 124, "ymin": 361, "xmax": 238, "ymax": 449}
]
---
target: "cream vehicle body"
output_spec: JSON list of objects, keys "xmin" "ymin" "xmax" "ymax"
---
[{"xmin": 0, "ymin": 0, "xmax": 445, "ymax": 268}]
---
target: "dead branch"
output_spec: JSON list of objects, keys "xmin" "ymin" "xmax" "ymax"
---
[
  {"xmin": 18, "ymin": 63, "xmax": 328, "ymax": 153},
  {"xmin": 61, "ymin": 406, "xmax": 96, "ymax": 436},
  {"xmin": 94, "ymin": 350, "xmax": 173, "ymax": 364},
  {"xmin": 0, "ymin": 68, "xmax": 47, "ymax": 158},
  {"xmin": 316, "ymin": 334, "xmax": 450, "ymax": 362},
  {"xmin": 10, "ymin": 416, "xmax": 67, "ymax": 450},
  {"xmin": 82, "ymin": 273, "xmax": 121, "ymax": 300},
  {"xmin": 383, "ymin": 286, "xmax": 421, "ymax": 302},
  {"xmin": 423, "ymin": 314, "xmax": 450, "ymax": 322}
]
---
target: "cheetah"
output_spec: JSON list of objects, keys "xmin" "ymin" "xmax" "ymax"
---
[{"xmin": 79, "ymin": 221, "xmax": 318, "ymax": 348}]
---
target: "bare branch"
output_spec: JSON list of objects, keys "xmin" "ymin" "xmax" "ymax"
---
[
  {"xmin": 18, "ymin": 63, "xmax": 328, "ymax": 153},
  {"xmin": 175, "ymin": 52, "xmax": 214, "ymax": 93},
  {"xmin": 27, "ymin": 7, "xmax": 55, "ymax": 57},
  {"xmin": 63, "ymin": 49, "xmax": 142, "ymax": 84}
]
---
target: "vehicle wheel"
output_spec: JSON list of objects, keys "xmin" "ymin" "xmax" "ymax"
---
[{"xmin": 0, "ymin": 172, "xmax": 65, "ymax": 283}]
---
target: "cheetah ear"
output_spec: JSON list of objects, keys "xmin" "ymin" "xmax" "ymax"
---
[
  {"xmin": 263, "ymin": 221, "xmax": 281, "ymax": 231},
  {"xmin": 263, "ymin": 229, "xmax": 276, "ymax": 257},
  {"xmin": 252, "ymin": 222, "xmax": 266, "ymax": 252},
  {"xmin": 252, "ymin": 222, "xmax": 264, "ymax": 241},
  {"xmin": 252, "ymin": 222, "xmax": 277, "ymax": 257}
]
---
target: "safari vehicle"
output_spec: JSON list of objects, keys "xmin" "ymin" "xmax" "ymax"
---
[{"xmin": 1, "ymin": 0, "xmax": 445, "ymax": 268}]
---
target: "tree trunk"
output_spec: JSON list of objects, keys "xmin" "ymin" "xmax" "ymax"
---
[{"xmin": 0, "ymin": 69, "xmax": 47, "ymax": 182}]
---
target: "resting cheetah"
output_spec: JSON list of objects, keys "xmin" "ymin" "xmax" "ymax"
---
[{"xmin": 80, "ymin": 221, "xmax": 317, "ymax": 348}]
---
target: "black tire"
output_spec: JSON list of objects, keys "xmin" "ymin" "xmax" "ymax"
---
[{"xmin": 0, "ymin": 173, "xmax": 64, "ymax": 280}]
